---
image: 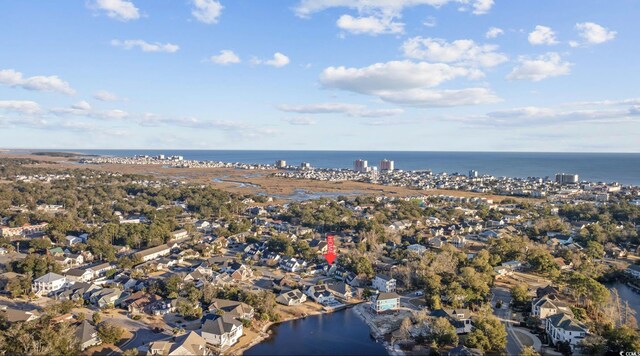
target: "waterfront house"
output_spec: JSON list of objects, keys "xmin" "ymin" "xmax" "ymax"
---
[
  {"xmin": 206, "ymin": 298, "xmax": 254, "ymax": 320},
  {"xmin": 276, "ymin": 289, "xmax": 307, "ymax": 306},
  {"xmin": 327, "ymin": 281, "xmax": 353, "ymax": 301},
  {"xmin": 32, "ymin": 272, "xmax": 68, "ymax": 296},
  {"xmin": 305, "ymin": 285, "xmax": 335, "ymax": 304},
  {"xmin": 372, "ymin": 274, "xmax": 396, "ymax": 293},
  {"xmin": 148, "ymin": 331, "xmax": 211, "ymax": 356},
  {"xmin": 545, "ymin": 312, "xmax": 588, "ymax": 351},
  {"xmin": 371, "ymin": 292, "xmax": 401, "ymax": 313},
  {"xmin": 201, "ymin": 315, "xmax": 243, "ymax": 350}
]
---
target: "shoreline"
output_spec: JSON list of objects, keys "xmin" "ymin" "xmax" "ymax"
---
[
  {"xmin": 231, "ymin": 302, "xmax": 362, "ymax": 355},
  {"xmin": 231, "ymin": 304, "xmax": 329, "ymax": 355}
]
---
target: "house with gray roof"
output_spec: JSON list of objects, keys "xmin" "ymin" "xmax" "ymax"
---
[
  {"xmin": 545, "ymin": 312, "xmax": 588, "ymax": 350},
  {"xmin": 201, "ymin": 315, "xmax": 243, "ymax": 349},
  {"xmin": 75, "ymin": 320, "xmax": 100, "ymax": 350}
]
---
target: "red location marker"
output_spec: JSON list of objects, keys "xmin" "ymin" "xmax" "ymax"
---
[{"xmin": 324, "ymin": 235, "xmax": 337, "ymax": 265}]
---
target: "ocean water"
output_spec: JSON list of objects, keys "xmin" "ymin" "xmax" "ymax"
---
[{"xmin": 35, "ymin": 150, "xmax": 640, "ymax": 185}]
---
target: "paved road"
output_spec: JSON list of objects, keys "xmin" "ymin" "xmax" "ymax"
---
[
  {"xmin": 491, "ymin": 286, "xmax": 523, "ymax": 356},
  {"xmin": 400, "ymin": 291, "xmax": 424, "ymax": 311}
]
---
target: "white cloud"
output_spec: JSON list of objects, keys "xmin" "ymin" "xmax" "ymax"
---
[
  {"xmin": 284, "ymin": 117, "xmax": 317, "ymax": 125},
  {"xmin": 294, "ymin": 0, "xmax": 493, "ymax": 36},
  {"xmin": 471, "ymin": 0, "xmax": 493, "ymax": 15},
  {"xmin": 337, "ymin": 15, "xmax": 403, "ymax": 35},
  {"xmin": 374, "ymin": 87, "xmax": 501, "ymax": 107},
  {"xmin": 0, "ymin": 69, "xmax": 75, "ymax": 95},
  {"xmin": 111, "ymin": 39, "xmax": 179, "ymax": 53},
  {"xmin": 71, "ymin": 101, "xmax": 92, "ymax": 111},
  {"xmin": 320, "ymin": 60, "xmax": 480, "ymax": 93},
  {"xmin": 254, "ymin": 52, "xmax": 290, "ymax": 67},
  {"xmin": 92, "ymin": 0, "xmax": 140, "ymax": 21},
  {"xmin": 423, "ymin": 16, "xmax": 437, "ymax": 27},
  {"xmin": 576, "ymin": 22, "xmax": 616, "ymax": 44},
  {"xmin": 0, "ymin": 100, "xmax": 42, "ymax": 114},
  {"xmin": 277, "ymin": 103, "xmax": 403, "ymax": 117},
  {"xmin": 294, "ymin": 0, "xmax": 494, "ymax": 18},
  {"xmin": 210, "ymin": 50, "xmax": 241, "ymax": 65},
  {"xmin": 401, "ymin": 37, "xmax": 508, "ymax": 68},
  {"xmin": 51, "ymin": 103, "xmax": 129, "ymax": 120},
  {"xmin": 191, "ymin": 0, "xmax": 223, "ymax": 24},
  {"xmin": 507, "ymin": 52, "xmax": 572, "ymax": 82},
  {"xmin": 528, "ymin": 25, "xmax": 558, "ymax": 45},
  {"xmin": 477, "ymin": 106, "xmax": 635, "ymax": 126},
  {"xmin": 319, "ymin": 61, "xmax": 499, "ymax": 107},
  {"xmin": 94, "ymin": 90, "xmax": 119, "ymax": 101},
  {"xmin": 485, "ymin": 27, "xmax": 503, "ymax": 39}
]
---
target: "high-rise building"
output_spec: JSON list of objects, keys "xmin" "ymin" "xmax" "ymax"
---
[
  {"xmin": 275, "ymin": 160, "xmax": 287, "ymax": 169},
  {"xmin": 555, "ymin": 173, "xmax": 579, "ymax": 184},
  {"xmin": 300, "ymin": 162, "xmax": 311, "ymax": 170},
  {"xmin": 354, "ymin": 159, "xmax": 369, "ymax": 173},
  {"xmin": 469, "ymin": 170, "xmax": 478, "ymax": 178},
  {"xmin": 380, "ymin": 159, "xmax": 394, "ymax": 172}
]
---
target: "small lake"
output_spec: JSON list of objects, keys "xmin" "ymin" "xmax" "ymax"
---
[
  {"xmin": 607, "ymin": 281, "xmax": 640, "ymax": 327},
  {"xmin": 244, "ymin": 308, "xmax": 388, "ymax": 355}
]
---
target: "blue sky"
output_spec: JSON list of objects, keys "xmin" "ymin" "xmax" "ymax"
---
[{"xmin": 1, "ymin": 0, "xmax": 639, "ymax": 151}]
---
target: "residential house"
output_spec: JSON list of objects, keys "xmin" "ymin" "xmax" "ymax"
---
[
  {"xmin": 406, "ymin": 244, "xmax": 427, "ymax": 255},
  {"xmin": 1, "ymin": 308, "xmax": 40, "ymax": 323},
  {"xmin": 64, "ymin": 234, "xmax": 88, "ymax": 247},
  {"xmin": 372, "ymin": 274, "xmax": 396, "ymax": 293},
  {"xmin": 431, "ymin": 309, "xmax": 473, "ymax": 334},
  {"xmin": 32, "ymin": 272, "xmax": 68, "ymax": 296},
  {"xmin": 136, "ymin": 244, "xmax": 172, "ymax": 262},
  {"xmin": 531, "ymin": 294, "xmax": 573, "ymax": 321},
  {"xmin": 276, "ymin": 289, "xmax": 307, "ymax": 306},
  {"xmin": 148, "ymin": 331, "xmax": 211, "ymax": 356},
  {"xmin": 206, "ymin": 299, "xmax": 254, "ymax": 320},
  {"xmin": 65, "ymin": 268, "xmax": 94, "ymax": 283},
  {"xmin": 371, "ymin": 292, "xmax": 401, "ymax": 313},
  {"xmin": 305, "ymin": 285, "xmax": 335, "ymax": 304},
  {"xmin": 75, "ymin": 320, "xmax": 100, "ymax": 350},
  {"xmin": 201, "ymin": 315, "xmax": 243, "ymax": 350},
  {"xmin": 279, "ymin": 257, "xmax": 306, "ymax": 272},
  {"xmin": 89, "ymin": 288, "xmax": 123, "ymax": 308},
  {"xmin": 327, "ymin": 281, "xmax": 353, "ymax": 301},
  {"xmin": 545, "ymin": 313, "xmax": 589, "ymax": 350}
]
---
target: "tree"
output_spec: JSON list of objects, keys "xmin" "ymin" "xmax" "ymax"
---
[
  {"xmin": 97, "ymin": 322, "xmax": 125, "ymax": 344},
  {"xmin": 577, "ymin": 335, "xmax": 607, "ymax": 356},
  {"xmin": 122, "ymin": 349, "xmax": 139, "ymax": 356},
  {"xmin": 464, "ymin": 315, "xmax": 507, "ymax": 352},
  {"xmin": 510, "ymin": 284, "xmax": 530, "ymax": 307},
  {"xmin": 0, "ymin": 319, "xmax": 81, "ymax": 355},
  {"xmin": 429, "ymin": 317, "xmax": 458, "ymax": 347},
  {"xmin": 519, "ymin": 346, "xmax": 540, "ymax": 356},
  {"xmin": 602, "ymin": 325, "xmax": 640, "ymax": 354},
  {"xmin": 92, "ymin": 312, "xmax": 101, "ymax": 324},
  {"xmin": 397, "ymin": 317, "xmax": 412, "ymax": 341}
]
